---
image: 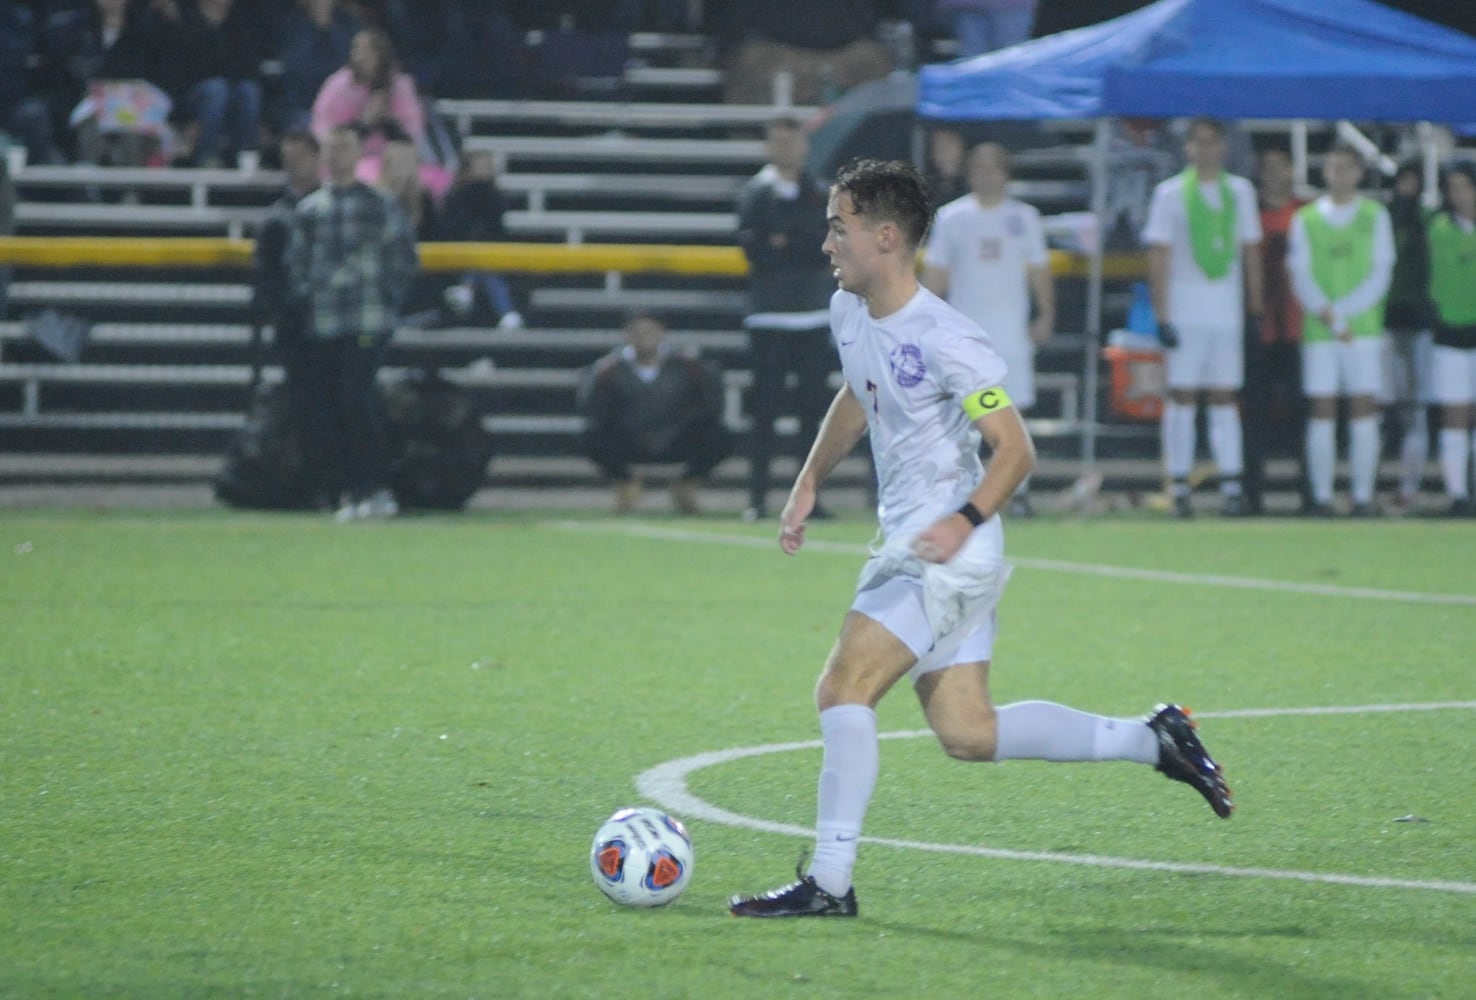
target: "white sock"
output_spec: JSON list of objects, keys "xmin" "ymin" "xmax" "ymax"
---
[
  {"xmin": 807, "ymin": 704, "xmax": 878, "ymax": 897},
  {"xmin": 1398, "ymin": 408, "xmax": 1427, "ymax": 501},
  {"xmin": 1440, "ymin": 428, "xmax": 1469, "ymax": 499},
  {"xmin": 1161, "ymin": 400, "xmax": 1195, "ymax": 480},
  {"xmin": 1307, "ymin": 418, "xmax": 1337, "ymax": 504},
  {"xmin": 994, "ymin": 701, "xmax": 1159, "ymax": 764},
  {"xmin": 1349, "ymin": 415, "xmax": 1380, "ymax": 504},
  {"xmin": 1208, "ymin": 404, "xmax": 1244, "ymax": 490}
]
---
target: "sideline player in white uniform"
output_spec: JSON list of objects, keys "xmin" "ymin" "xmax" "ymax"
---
[
  {"xmin": 728, "ymin": 159, "xmax": 1232, "ymax": 920},
  {"xmin": 1285, "ymin": 144, "xmax": 1394, "ymax": 516},
  {"xmin": 922, "ymin": 141, "xmax": 1055, "ymax": 517},
  {"xmin": 1143, "ymin": 118, "xmax": 1264, "ymax": 517},
  {"xmin": 1427, "ymin": 162, "xmax": 1476, "ymax": 516}
]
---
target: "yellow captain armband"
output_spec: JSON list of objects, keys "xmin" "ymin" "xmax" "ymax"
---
[{"xmin": 962, "ymin": 386, "xmax": 1013, "ymax": 420}]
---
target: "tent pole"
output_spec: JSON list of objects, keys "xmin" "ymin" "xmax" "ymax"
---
[
  {"xmin": 1292, "ymin": 121, "xmax": 1309, "ymax": 188},
  {"xmin": 1081, "ymin": 117, "xmax": 1110, "ymax": 473},
  {"xmin": 1418, "ymin": 122, "xmax": 1440, "ymax": 210}
]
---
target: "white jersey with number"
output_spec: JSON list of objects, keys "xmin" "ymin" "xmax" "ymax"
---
[
  {"xmin": 1141, "ymin": 171, "xmax": 1262, "ymax": 325},
  {"xmin": 923, "ymin": 195, "xmax": 1048, "ymax": 345},
  {"xmin": 831, "ymin": 287, "xmax": 1009, "ymax": 538}
]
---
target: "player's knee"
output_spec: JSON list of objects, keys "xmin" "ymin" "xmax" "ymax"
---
[
  {"xmin": 939, "ymin": 734, "xmax": 996, "ymax": 762},
  {"xmin": 936, "ymin": 725, "xmax": 997, "ymax": 762},
  {"xmin": 815, "ymin": 671, "xmax": 854, "ymax": 711}
]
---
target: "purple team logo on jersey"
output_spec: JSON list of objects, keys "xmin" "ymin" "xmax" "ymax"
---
[{"xmin": 889, "ymin": 344, "xmax": 926, "ymax": 387}]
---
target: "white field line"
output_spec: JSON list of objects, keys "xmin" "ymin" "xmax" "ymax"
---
[
  {"xmin": 548, "ymin": 521, "xmax": 1476, "ymax": 607},
  {"xmin": 636, "ymin": 703, "xmax": 1476, "ymax": 896}
]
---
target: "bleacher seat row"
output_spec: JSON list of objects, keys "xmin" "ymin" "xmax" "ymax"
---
[{"xmin": 1, "ymin": 72, "xmax": 1144, "ymax": 495}]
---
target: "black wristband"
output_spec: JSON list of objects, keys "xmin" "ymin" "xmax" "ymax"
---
[{"xmin": 956, "ymin": 501, "xmax": 985, "ymax": 527}]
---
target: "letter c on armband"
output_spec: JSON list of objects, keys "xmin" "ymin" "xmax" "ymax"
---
[{"xmin": 962, "ymin": 386, "xmax": 1012, "ymax": 421}]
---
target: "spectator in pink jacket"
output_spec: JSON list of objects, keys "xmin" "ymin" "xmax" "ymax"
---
[{"xmin": 308, "ymin": 26, "xmax": 422, "ymax": 159}]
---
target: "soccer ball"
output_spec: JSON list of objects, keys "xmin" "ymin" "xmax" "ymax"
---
[{"xmin": 589, "ymin": 807, "xmax": 694, "ymax": 907}]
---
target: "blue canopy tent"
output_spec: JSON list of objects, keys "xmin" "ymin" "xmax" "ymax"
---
[{"xmin": 917, "ymin": 0, "xmax": 1476, "ymax": 467}]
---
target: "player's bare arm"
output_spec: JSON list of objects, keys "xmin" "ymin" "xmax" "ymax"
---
[
  {"xmin": 1147, "ymin": 243, "xmax": 1172, "ymax": 323},
  {"xmin": 911, "ymin": 400, "xmax": 1035, "ymax": 564},
  {"xmin": 1242, "ymin": 240, "xmax": 1265, "ymax": 317},
  {"xmin": 779, "ymin": 385, "xmax": 869, "ymax": 555},
  {"xmin": 1027, "ymin": 262, "xmax": 1055, "ymax": 345}
]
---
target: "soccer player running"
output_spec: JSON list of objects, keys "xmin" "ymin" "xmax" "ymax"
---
[
  {"xmin": 728, "ymin": 160, "xmax": 1232, "ymax": 920},
  {"xmin": 1285, "ymin": 143, "xmax": 1395, "ymax": 517},
  {"xmin": 1143, "ymin": 118, "xmax": 1264, "ymax": 518}
]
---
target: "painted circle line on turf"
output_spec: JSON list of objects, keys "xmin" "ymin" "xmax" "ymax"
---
[{"xmin": 635, "ymin": 702, "xmax": 1476, "ymax": 896}]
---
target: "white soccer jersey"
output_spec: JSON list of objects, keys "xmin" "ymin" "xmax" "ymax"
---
[
  {"xmin": 831, "ymin": 287, "xmax": 1008, "ymax": 538},
  {"xmin": 1141, "ymin": 171, "xmax": 1262, "ymax": 325},
  {"xmin": 923, "ymin": 195, "xmax": 1048, "ymax": 346}
]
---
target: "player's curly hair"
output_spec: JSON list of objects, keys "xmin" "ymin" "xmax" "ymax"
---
[{"xmin": 831, "ymin": 158, "xmax": 935, "ymax": 251}]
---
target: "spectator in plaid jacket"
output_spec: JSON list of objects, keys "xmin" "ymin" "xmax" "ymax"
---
[{"xmin": 285, "ymin": 121, "xmax": 418, "ymax": 520}]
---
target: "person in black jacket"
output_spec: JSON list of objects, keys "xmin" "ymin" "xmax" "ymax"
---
[
  {"xmin": 176, "ymin": 0, "xmax": 271, "ymax": 166},
  {"xmin": 436, "ymin": 150, "xmax": 523, "ymax": 328},
  {"xmin": 577, "ymin": 311, "xmax": 732, "ymax": 515},
  {"xmin": 253, "ymin": 127, "xmax": 326, "ymax": 500},
  {"xmin": 737, "ymin": 116, "xmax": 837, "ymax": 520},
  {"xmin": 1384, "ymin": 161, "xmax": 1435, "ymax": 511}
]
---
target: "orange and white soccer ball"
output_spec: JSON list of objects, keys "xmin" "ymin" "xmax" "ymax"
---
[{"xmin": 589, "ymin": 807, "xmax": 694, "ymax": 907}]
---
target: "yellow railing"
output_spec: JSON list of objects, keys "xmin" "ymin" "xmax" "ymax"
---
[{"xmin": 0, "ymin": 237, "xmax": 1144, "ymax": 280}]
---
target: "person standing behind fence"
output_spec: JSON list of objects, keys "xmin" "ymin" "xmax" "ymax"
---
[
  {"xmin": 285, "ymin": 122, "xmax": 418, "ymax": 522},
  {"xmin": 1285, "ymin": 144, "xmax": 1394, "ymax": 517},
  {"xmin": 254, "ymin": 128, "xmax": 323, "ymax": 496},
  {"xmin": 737, "ymin": 116, "xmax": 837, "ymax": 521},
  {"xmin": 577, "ymin": 311, "xmax": 733, "ymax": 515},
  {"xmin": 1384, "ymin": 162, "xmax": 1436, "ymax": 513},
  {"xmin": 1427, "ymin": 162, "xmax": 1476, "ymax": 517},
  {"xmin": 1244, "ymin": 146, "xmax": 1309, "ymax": 515},
  {"xmin": 1142, "ymin": 117, "xmax": 1264, "ymax": 518},
  {"xmin": 922, "ymin": 141, "xmax": 1054, "ymax": 517}
]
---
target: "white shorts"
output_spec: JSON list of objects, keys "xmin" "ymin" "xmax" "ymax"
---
[
  {"xmin": 1381, "ymin": 328, "xmax": 1433, "ymax": 405},
  {"xmin": 1302, "ymin": 337, "xmax": 1385, "ymax": 398},
  {"xmin": 1431, "ymin": 344, "xmax": 1476, "ymax": 405},
  {"xmin": 1163, "ymin": 322, "xmax": 1243, "ymax": 390},
  {"xmin": 850, "ymin": 517, "xmax": 1011, "ymax": 681}
]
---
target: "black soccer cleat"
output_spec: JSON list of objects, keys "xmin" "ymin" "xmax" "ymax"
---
[
  {"xmin": 729, "ymin": 873, "xmax": 858, "ymax": 918},
  {"xmin": 1146, "ymin": 703, "xmax": 1234, "ymax": 818}
]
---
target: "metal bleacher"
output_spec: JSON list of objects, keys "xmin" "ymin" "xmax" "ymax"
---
[{"xmin": 0, "ymin": 35, "xmax": 1138, "ymax": 501}]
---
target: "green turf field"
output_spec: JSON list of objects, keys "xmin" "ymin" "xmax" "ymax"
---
[{"xmin": 2, "ymin": 508, "xmax": 1473, "ymax": 998}]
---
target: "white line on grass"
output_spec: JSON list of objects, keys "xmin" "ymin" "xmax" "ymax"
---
[
  {"xmin": 635, "ymin": 703, "xmax": 1476, "ymax": 896},
  {"xmin": 549, "ymin": 521, "xmax": 1476, "ymax": 607}
]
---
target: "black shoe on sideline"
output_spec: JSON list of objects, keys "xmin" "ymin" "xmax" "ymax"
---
[
  {"xmin": 1146, "ymin": 703, "xmax": 1234, "ymax": 819},
  {"xmin": 729, "ymin": 873, "xmax": 858, "ymax": 918}
]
